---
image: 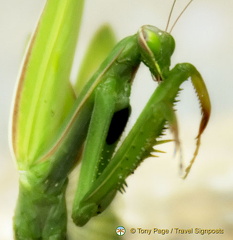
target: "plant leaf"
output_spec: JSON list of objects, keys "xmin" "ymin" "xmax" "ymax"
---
[{"xmin": 11, "ymin": 0, "xmax": 85, "ymax": 167}]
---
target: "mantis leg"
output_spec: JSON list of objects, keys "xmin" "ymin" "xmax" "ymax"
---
[
  {"xmin": 72, "ymin": 63, "xmax": 211, "ymax": 226},
  {"xmin": 72, "ymin": 77, "xmax": 130, "ymax": 225}
]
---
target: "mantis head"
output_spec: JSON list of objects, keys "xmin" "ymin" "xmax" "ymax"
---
[{"xmin": 138, "ymin": 25, "xmax": 175, "ymax": 81}]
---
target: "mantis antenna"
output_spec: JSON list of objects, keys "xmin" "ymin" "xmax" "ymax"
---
[
  {"xmin": 165, "ymin": 0, "xmax": 194, "ymax": 33},
  {"xmin": 165, "ymin": 0, "xmax": 177, "ymax": 32}
]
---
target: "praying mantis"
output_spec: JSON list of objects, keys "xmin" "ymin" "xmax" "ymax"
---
[{"xmin": 11, "ymin": 0, "xmax": 211, "ymax": 239}]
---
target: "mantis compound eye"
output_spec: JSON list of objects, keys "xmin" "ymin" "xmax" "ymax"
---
[
  {"xmin": 141, "ymin": 26, "xmax": 162, "ymax": 56},
  {"xmin": 138, "ymin": 25, "xmax": 175, "ymax": 80}
]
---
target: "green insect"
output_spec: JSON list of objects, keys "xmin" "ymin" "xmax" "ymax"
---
[
  {"xmin": 71, "ymin": 1, "xmax": 211, "ymax": 226},
  {"xmin": 11, "ymin": 0, "xmax": 211, "ymax": 238},
  {"xmin": 72, "ymin": 27, "xmax": 211, "ymax": 226}
]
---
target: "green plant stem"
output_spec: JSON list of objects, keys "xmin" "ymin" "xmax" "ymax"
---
[{"xmin": 14, "ymin": 176, "xmax": 68, "ymax": 240}]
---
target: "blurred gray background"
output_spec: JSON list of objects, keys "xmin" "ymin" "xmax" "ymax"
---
[{"xmin": 1, "ymin": 0, "xmax": 233, "ymax": 239}]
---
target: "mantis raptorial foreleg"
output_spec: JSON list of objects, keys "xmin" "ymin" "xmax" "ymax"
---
[
  {"xmin": 73, "ymin": 79, "xmax": 125, "ymax": 204},
  {"xmin": 72, "ymin": 61, "xmax": 211, "ymax": 226}
]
